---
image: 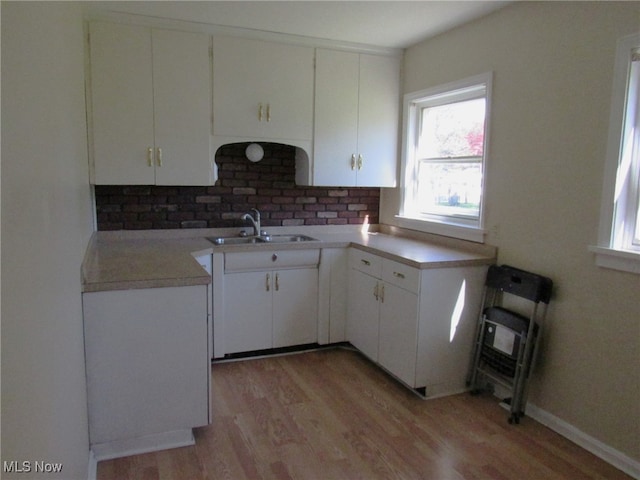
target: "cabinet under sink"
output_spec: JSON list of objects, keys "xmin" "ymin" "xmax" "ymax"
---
[{"xmin": 212, "ymin": 248, "xmax": 320, "ymax": 358}]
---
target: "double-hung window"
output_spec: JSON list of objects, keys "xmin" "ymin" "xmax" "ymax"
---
[
  {"xmin": 399, "ymin": 73, "xmax": 492, "ymax": 243},
  {"xmin": 592, "ymin": 33, "xmax": 640, "ymax": 274}
]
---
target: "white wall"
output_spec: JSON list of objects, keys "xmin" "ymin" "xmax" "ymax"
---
[
  {"xmin": 381, "ymin": 2, "xmax": 640, "ymax": 463},
  {"xmin": 1, "ymin": 2, "xmax": 94, "ymax": 478}
]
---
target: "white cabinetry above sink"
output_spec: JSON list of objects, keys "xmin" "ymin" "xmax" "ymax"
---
[{"xmin": 211, "ymin": 35, "xmax": 314, "ymax": 156}]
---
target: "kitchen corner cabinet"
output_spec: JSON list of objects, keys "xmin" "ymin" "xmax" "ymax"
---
[
  {"xmin": 307, "ymin": 49, "xmax": 400, "ymax": 187},
  {"xmin": 212, "ymin": 36, "xmax": 314, "ymax": 148},
  {"xmin": 217, "ymin": 249, "xmax": 320, "ymax": 357},
  {"xmin": 83, "ymin": 285, "xmax": 210, "ymax": 456},
  {"xmin": 347, "ymin": 249, "xmax": 487, "ymax": 396},
  {"xmin": 88, "ymin": 22, "xmax": 214, "ymax": 185}
]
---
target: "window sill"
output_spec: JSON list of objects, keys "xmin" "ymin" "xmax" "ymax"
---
[
  {"xmin": 395, "ymin": 215, "xmax": 485, "ymax": 243},
  {"xmin": 589, "ymin": 246, "xmax": 640, "ymax": 274}
]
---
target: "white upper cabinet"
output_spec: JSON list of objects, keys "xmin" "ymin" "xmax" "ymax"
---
[
  {"xmin": 306, "ymin": 49, "xmax": 400, "ymax": 187},
  {"xmin": 211, "ymin": 36, "xmax": 314, "ymax": 152},
  {"xmin": 88, "ymin": 22, "xmax": 214, "ymax": 185}
]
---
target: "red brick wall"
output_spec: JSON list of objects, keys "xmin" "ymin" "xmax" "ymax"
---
[{"xmin": 95, "ymin": 143, "xmax": 380, "ymax": 230}]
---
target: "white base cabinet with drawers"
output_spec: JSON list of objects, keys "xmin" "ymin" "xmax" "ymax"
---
[
  {"xmin": 348, "ymin": 249, "xmax": 487, "ymax": 397},
  {"xmin": 213, "ymin": 249, "xmax": 320, "ymax": 357}
]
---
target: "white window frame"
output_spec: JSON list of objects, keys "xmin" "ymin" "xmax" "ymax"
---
[
  {"xmin": 397, "ymin": 72, "xmax": 492, "ymax": 243},
  {"xmin": 591, "ymin": 33, "xmax": 640, "ymax": 275}
]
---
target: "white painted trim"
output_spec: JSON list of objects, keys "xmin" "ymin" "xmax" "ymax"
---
[
  {"xmin": 596, "ymin": 33, "xmax": 640, "ymax": 253},
  {"xmin": 87, "ymin": 450, "xmax": 97, "ymax": 480},
  {"xmin": 526, "ymin": 403, "xmax": 640, "ymax": 479},
  {"xmin": 589, "ymin": 245, "xmax": 640, "ymax": 274},
  {"xmin": 395, "ymin": 215, "xmax": 486, "ymax": 243},
  {"xmin": 90, "ymin": 429, "xmax": 195, "ymax": 462}
]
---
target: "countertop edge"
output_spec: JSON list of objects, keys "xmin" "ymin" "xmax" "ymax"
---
[{"xmin": 82, "ymin": 231, "xmax": 496, "ymax": 292}]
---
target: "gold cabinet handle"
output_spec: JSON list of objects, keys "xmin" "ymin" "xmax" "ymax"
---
[
  {"xmin": 275, "ymin": 273, "xmax": 279, "ymax": 291},
  {"xmin": 156, "ymin": 147, "xmax": 162, "ymax": 167},
  {"xmin": 266, "ymin": 103, "xmax": 271, "ymax": 122},
  {"xmin": 266, "ymin": 273, "xmax": 270, "ymax": 292},
  {"xmin": 258, "ymin": 103, "xmax": 263, "ymax": 122},
  {"xmin": 147, "ymin": 147, "xmax": 153, "ymax": 167},
  {"xmin": 393, "ymin": 271, "xmax": 405, "ymax": 279},
  {"xmin": 357, "ymin": 154, "xmax": 363, "ymax": 170},
  {"xmin": 351, "ymin": 154, "xmax": 356, "ymax": 170}
]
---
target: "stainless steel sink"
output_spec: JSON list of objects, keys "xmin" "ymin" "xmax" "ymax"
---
[
  {"xmin": 207, "ymin": 236, "xmax": 265, "ymax": 245},
  {"xmin": 261, "ymin": 234, "xmax": 318, "ymax": 243},
  {"xmin": 207, "ymin": 233, "xmax": 318, "ymax": 245}
]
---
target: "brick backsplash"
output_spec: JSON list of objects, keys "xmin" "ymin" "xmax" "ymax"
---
[{"xmin": 95, "ymin": 142, "xmax": 380, "ymax": 230}]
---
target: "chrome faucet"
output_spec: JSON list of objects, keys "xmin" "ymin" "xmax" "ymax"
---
[{"xmin": 241, "ymin": 208, "xmax": 261, "ymax": 237}]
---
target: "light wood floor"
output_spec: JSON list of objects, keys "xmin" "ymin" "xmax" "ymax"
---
[{"xmin": 97, "ymin": 348, "xmax": 631, "ymax": 480}]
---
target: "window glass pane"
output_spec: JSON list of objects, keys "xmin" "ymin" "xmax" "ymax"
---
[
  {"xmin": 418, "ymin": 98, "xmax": 486, "ymax": 159},
  {"xmin": 417, "ymin": 161, "xmax": 482, "ymax": 218}
]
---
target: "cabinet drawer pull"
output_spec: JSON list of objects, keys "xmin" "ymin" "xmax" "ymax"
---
[
  {"xmin": 393, "ymin": 271, "xmax": 405, "ymax": 279},
  {"xmin": 156, "ymin": 147, "xmax": 162, "ymax": 167},
  {"xmin": 380, "ymin": 284, "xmax": 385, "ymax": 303},
  {"xmin": 147, "ymin": 147, "xmax": 153, "ymax": 167},
  {"xmin": 258, "ymin": 103, "xmax": 263, "ymax": 122},
  {"xmin": 360, "ymin": 259, "xmax": 371, "ymax": 266},
  {"xmin": 373, "ymin": 282, "xmax": 379, "ymax": 300},
  {"xmin": 275, "ymin": 273, "xmax": 280, "ymax": 291},
  {"xmin": 351, "ymin": 154, "xmax": 356, "ymax": 170},
  {"xmin": 266, "ymin": 273, "xmax": 270, "ymax": 292},
  {"xmin": 357, "ymin": 154, "xmax": 363, "ymax": 170},
  {"xmin": 266, "ymin": 103, "xmax": 271, "ymax": 122}
]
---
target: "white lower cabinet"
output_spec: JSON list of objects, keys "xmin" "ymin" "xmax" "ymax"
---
[
  {"xmin": 347, "ymin": 248, "xmax": 487, "ymax": 396},
  {"xmin": 217, "ymin": 249, "xmax": 320, "ymax": 357},
  {"xmin": 348, "ymin": 268, "xmax": 383, "ymax": 361},
  {"xmin": 83, "ymin": 285, "xmax": 210, "ymax": 459}
]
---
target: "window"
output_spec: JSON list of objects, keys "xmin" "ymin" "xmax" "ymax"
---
[
  {"xmin": 592, "ymin": 33, "xmax": 640, "ymax": 274},
  {"xmin": 398, "ymin": 73, "xmax": 492, "ymax": 243}
]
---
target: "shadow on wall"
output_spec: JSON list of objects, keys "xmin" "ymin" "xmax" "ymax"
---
[{"xmin": 95, "ymin": 142, "xmax": 380, "ymax": 230}]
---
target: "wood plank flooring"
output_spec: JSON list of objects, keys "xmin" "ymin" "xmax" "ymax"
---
[{"xmin": 97, "ymin": 348, "xmax": 632, "ymax": 480}]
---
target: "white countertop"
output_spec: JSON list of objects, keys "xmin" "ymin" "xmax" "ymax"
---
[{"xmin": 82, "ymin": 227, "xmax": 496, "ymax": 292}]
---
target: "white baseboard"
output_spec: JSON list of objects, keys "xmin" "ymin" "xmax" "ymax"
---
[
  {"xmin": 87, "ymin": 450, "xmax": 97, "ymax": 480},
  {"xmin": 90, "ymin": 429, "xmax": 195, "ymax": 462},
  {"xmin": 526, "ymin": 403, "xmax": 640, "ymax": 479}
]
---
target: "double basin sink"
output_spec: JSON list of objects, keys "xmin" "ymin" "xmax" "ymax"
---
[{"xmin": 208, "ymin": 233, "xmax": 318, "ymax": 246}]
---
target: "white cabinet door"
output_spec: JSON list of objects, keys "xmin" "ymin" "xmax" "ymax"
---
[
  {"xmin": 355, "ymin": 53, "xmax": 400, "ymax": 187},
  {"xmin": 347, "ymin": 269, "xmax": 380, "ymax": 361},
  {"xmin": 272, "ymin": 268, "xmax": 319, "ymax": 348},
  {"xmin": 313, "ymin": 49, "xmax": 359, "ymax": 186},
  {"xmin": 152, "ymin": 29, "xmax": 213, "ymax": 186},
  {"xmin": 83, "ymin": 286, "xmax": 209, "ymax": 445},
  {"xmin": 212, "ymin": 36, "xmax": 314, "ymax": 142},
  {"xmin": 378, "ymin": 283, "xmax": 419, "ymax": 387},
  {"xmin": 90, "ymin": 22, "xmax": 155, "ymax": 184},
  {"xmin": 310, "ymin": 49, "xmax": 400, "ymax": 187},
  {"xmin": 89, "ymin": 22, "xmax": 213, "ymax": 185},
  {"xmin": 224, "ymin": 271, "xmax": 273, "ymax": 354}
]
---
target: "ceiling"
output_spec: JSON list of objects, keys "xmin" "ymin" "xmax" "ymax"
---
[{"xmin": 86, "ymin": 1, "xmax": 509, "ymax": 50}]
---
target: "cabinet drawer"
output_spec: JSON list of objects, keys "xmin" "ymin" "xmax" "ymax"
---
[
  {"xmin": 225, "ymin": 249, "xmax": 320, "ymax": 272},
  {"xmin": 349, "ymin": 249, "xmax": 382, "ymax": 277},
  {"xmin": 382, "ymin": 259, "xmax": 420, "ymax": 294}
]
